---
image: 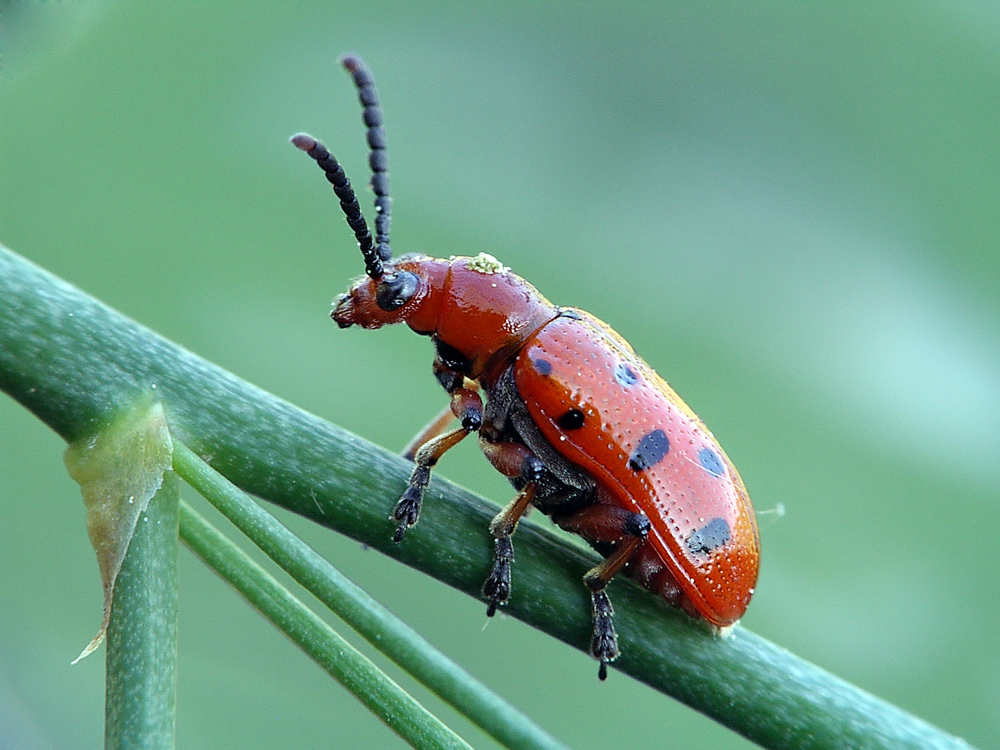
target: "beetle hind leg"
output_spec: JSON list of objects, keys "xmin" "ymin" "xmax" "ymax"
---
[
  {"xmin": 583, "ymin": 539, "xmax": 642, "ymax": 681},
  {"xmin": 559, "ymin": 505, "xmax": 650, "ymax": 680}
]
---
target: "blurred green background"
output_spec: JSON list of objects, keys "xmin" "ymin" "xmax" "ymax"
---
[{"xmin": 2, "ymin": 2, "xmax": 999, "ymax": 748}]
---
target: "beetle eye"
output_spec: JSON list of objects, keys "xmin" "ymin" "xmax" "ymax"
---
[{"xmin": 376, "ymin": 271, "xmax": 419, "ymax": 311}]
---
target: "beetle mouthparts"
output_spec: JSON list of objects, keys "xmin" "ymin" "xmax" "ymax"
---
[{"xmin": 330, "ymin": 294, "xmax": 355, "ymax": 328}]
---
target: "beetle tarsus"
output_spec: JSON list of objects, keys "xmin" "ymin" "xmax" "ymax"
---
[
  {"xmin": 483, "ymin": 536, "xmax": 513, "ymax": 615},
  {"xmin": 590, "ymin": 588, "xmax": 619, "ymax": 679},
  {"xmin": 392, "ymin": 466, "xmax": 429, "ymax": 542}
]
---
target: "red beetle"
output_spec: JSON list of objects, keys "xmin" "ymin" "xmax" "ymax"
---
[{"xmin": 292, "ymin": 54, "xmax": 759, "ymax": 679}]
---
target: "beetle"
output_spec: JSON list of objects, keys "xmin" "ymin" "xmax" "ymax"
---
[{"xmin": 291, "ymin": 54, "xmax": 759, "ymax": 680}]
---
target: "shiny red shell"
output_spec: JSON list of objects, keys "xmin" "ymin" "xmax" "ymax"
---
[{"xmin": 513, "ymin": 310, "xmax": 758, "ymax": 626}]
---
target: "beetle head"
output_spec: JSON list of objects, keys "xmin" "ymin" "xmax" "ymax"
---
[
  {"xmin": 294, "ymin": 56, "xmax": 557, "ymax": 376},
  {"xmin": 331, "ymin": 254, "xmax": 448, "ymax": 331}
]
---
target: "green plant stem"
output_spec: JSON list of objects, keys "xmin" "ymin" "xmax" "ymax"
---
[
  {"xmin": 172, "ymin": 439, "xmax": 568, "ymax": 750},
  {"xmin": 177, "ymin": 500, "xmax": 471, "ymax": 750},
  {"xmin": 105, "ymin": 471, "xmax": 179, "ymax": 750},
  {"xmin": 0, "ymin": 243, "xmax": 974, "ymax": 750}
]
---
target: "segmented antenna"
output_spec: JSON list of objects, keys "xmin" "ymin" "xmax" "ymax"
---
[
  {"xmin": 290, "ymin": 132, "xmax": 384, "ymax": 279},
  {"xmin": 340, "ymin": 53, "xmax": 392, "ymax": 262}
]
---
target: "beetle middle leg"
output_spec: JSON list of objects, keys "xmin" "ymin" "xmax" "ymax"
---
[
  {"xmin": 557, "ymin": 503, "xmax": 650, "ymax": 680},
  {"xmin": 478, "ymin": 438, "xmax": 544, "ymax": 616},
  {"xmin": 392, "ymin": 385, "xmax": 483, "ymax": 542}
]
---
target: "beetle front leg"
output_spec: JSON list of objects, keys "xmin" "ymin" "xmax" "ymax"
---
[
  {"xmin": 400, "ymin": 404, "xmax": 454, "ymax": 461},
  {"xmin": 392, "ymin": 386, "xmax": 483, "ymax": 542},
  {"xmin": 401, "ymin": 369, "xmax": 479, "ymax": 460}
]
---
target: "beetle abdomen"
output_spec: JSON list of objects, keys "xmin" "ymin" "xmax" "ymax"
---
[{"xmin": 511, "ymin": 310, "xmax": 759, "ymax": 626}]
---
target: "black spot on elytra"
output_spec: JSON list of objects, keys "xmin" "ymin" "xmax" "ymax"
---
[
  {"xmin": 531, "ymin": 356, "xmax": 553, "ymax": 376},
  {"xmin": 614, "ymin": 362, "xmax": 638, "ymax": 387},
  {"xmin": 686, "ymin": 517, "xmax": 731, "ymax": 555},
  {"xmin": 628, "ymin": 429, "xmax": 669, "ymax": 471},
  {"xmin": 698, "ymin": 447, "xmax": 725, "ymax": 478},
  {"xmin": 557, "ymin": 409, "xmax": 585, "ymax": 430}
]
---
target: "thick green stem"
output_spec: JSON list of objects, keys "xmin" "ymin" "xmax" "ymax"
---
[
  {"xmin": 172, "ymin": 439, "xmax": 568, "ymax": 750},
  {"xmin": 0, "ymin": 244, "xmax": 974, "ymax": 750},
  {"xmin": 178, "ymin": 501, "xmax": 471, "ymax": 750},
  {"xmin": 104, "ymin": 472, "xmax": 179, "ymax": 750}
]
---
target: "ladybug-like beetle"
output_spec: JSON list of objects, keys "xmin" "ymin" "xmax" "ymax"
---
[{"xmin": 292, "ymin": 54, "xmax": 759, "ymax": 680}]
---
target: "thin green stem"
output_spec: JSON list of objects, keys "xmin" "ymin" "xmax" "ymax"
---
[
  {"xmin": 172, "ymin": 439, "xmax": 568, "ymax": 750},
  {"xmin": 0, "ymin": 244, "xmax": 975, "ymax": 750},
  {"xmin": 178, "ymin": 500, "xmax": 472, "ymax": 750},
  {"xmin": 104, "ymin": 472, "xmax": 179, "ymax": 750}
]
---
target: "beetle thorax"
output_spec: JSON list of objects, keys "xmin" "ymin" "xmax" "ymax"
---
[
  {"xmin": 434, "ymin": 255, "xmax": 559, "ymax": 382},
  {"xmin": 332, "ymin": 253, "xmax": 558, "ymax": 382}
]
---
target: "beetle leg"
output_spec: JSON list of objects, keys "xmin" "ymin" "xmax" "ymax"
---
[
  {"xmin": 479, "ymin": 445, "xmax": 544, "ymax": 616},
  {"xmin": 559, "ymin": 504, "xmax": 650, "ymax": 680},
  {"xmin": 482, "ymin": 482, "xmax": 536, "ymax": 616},
  {"xmin": 401, "ymin": 404, "xmax": 454, "ymax": 461},
  {"xmin": 391, "ymin": 386, "xmax": 483, "ymax": 542},
  {"xmin": 584, "ymin": 536, "xmax": 643, "ymax": 680},
  {"xmin": 402, "ymin": 375, "xmax": 482, "ymax": 459}
]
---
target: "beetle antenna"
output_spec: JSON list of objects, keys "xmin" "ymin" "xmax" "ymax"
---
[
  {"xmin": 290, "ymin": 132, "xmax": 384, "ymax": 279},
  {"xmin": 340, "ymin": 53, "xmax": 392, "ymax": 262}
]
